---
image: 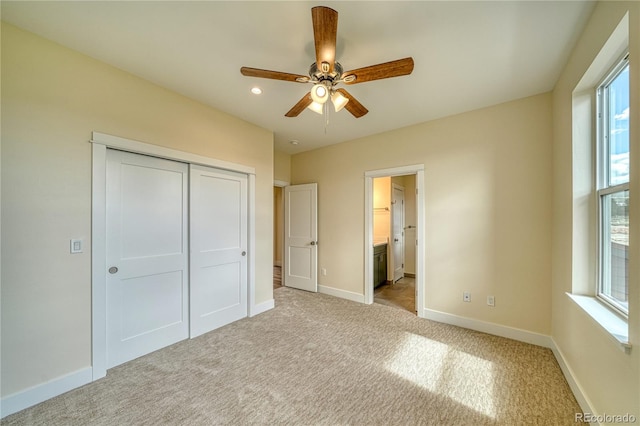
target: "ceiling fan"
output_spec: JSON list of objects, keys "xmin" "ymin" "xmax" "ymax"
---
[{"xmin": 240, "ymin": 6, "xmax": 414, "ymax": 118}]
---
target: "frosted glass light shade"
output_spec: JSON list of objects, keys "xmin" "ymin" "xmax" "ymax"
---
[
  {"xmin": 310, "ymin": 84, "xmax": 329, "ymax": 104},
  {"xmin": 331, "ymin": 91, "xmax": 349, "ymax": 112},
  {"xmin": 307, "ymin": 101, "xmax": 324, "ymax": 115}
]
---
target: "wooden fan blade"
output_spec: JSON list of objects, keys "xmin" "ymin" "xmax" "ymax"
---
[
  {"xmin": 336, "ymin": 88, "xmax": 368, "ymax": 118},
  {"xmin": 285, "ymin": 92, "xmax": 313, "ymax": 117},
  {"xmin": 311, "ymin": 6, "xmax": 338, "ymax": 73},
  {"xmin": 240, "ymin": 67, "xmax": 309, "ymax": 83},
  {"xmin": 342, "ymin": 57, "xmax": 414, "ymax": 84}
]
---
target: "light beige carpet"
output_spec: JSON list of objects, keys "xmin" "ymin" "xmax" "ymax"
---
[{"xmin": 4, "ymin": 287, "xmax": 582, "ymax": 425}]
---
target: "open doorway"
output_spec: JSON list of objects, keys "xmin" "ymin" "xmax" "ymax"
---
[
  {"xmin": 371, "ymin": 175, "xmax": 416, "ymax": 313},
  {"xmin": 273, "ymin": 181, "xmax": 288, "ymax": 290},
  {"xmin": 364, "ymin": 165, "xmax": 425, "ymax": 318}
]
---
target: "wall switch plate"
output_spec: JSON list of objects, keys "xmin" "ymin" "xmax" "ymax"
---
[
  {"xmin": 321, "ymin": 268, "xmax": 327, "ymax": 276},
  {"xmin": 463, "ymin": 292, "xmax": 471, "ymax": 302},
  {"xmin": 487, "ymin": 296, "xmax": 495, "ymax": 307},
  {"xmin": 70, "ymin": 239, "xmax": 83, "ymax": 254}
]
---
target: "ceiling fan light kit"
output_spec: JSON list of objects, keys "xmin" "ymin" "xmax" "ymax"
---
[
  {"xmin": 310, "ymin": 82, "xmax": 329, "ymax": 104},
  {"xmin": 240, "ymin": 6, "xmax": 414, "ymax": 119},
  {"xmin": 330, "ymin": 90, "xmax": 349, "ymax": 112},
  {"xmin": 307, "ymin": 101, "xmax": 325, "ymax": 115}
]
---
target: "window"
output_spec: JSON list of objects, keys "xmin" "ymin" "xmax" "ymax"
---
[{"xmin": 597, "ymin": 54, "xmax": 629, "ymax": 316}]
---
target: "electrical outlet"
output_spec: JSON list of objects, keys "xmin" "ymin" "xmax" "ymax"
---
[
  {"xmin": 463, "ymin": 292, "xmax": 471, "ymax": 302},
  {"xmin": 70, "ymin": 238, "xmax": 83, "ymax": 254},
  {"xmin": 487, "ymin": 296, "xmax": 495, "ymax": 307}
]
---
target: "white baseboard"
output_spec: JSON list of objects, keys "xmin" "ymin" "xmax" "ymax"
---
[
  {"xmin": 549, "ymin": 337, "xmax": 596, "ymax": 417},
  {"xmin": 319, "ymin": 285, "xmax": 365, "ymax": 304},
  {"xmin": 1, "ymin": 367, "xmax": 93, "ymax": 419},
  {"xmin": 250, "ymin": 298, "xmax": 274, "ymax": 317},
  {"xmin": 423, "ymin": 308, "xmax": 553, "ymax": 348}
]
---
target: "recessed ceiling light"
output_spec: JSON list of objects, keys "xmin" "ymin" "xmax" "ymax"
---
[
  {"xmin": 289, "ymin": 140, "xmax": 299, "ymax": 145},
  {"xmin": 251, "ymin": 87, "xmax": 262, "ymax": 95}
]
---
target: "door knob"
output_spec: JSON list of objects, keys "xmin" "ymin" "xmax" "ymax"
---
[
  {"xmin": 394, "ymin": 238, "xmax": 399, "ymax": 243},
  {"xmin": 310, "ymin": 241, "xmax": 315, "ymax": 245},
  {"xmin": 108, "ymin": 266, "xmax": 118, "ymax": 274},
  {"xmin": 242, "ymin": 251, "xmax": 247, "ymax": 256}
]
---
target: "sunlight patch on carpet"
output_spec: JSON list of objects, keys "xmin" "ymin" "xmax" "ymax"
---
[{"xmin": 385, "ymin": 332, "xmax": 496, "ymax": 418}]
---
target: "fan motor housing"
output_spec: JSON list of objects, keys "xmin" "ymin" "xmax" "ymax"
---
[{"xmin": 309, "ymin": 62, "xmax": 343, "ymax": 84}]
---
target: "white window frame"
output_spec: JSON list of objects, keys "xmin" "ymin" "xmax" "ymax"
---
[{"xmin": 596, "ymin": 53, "xmax": 629, "ymax": 317}]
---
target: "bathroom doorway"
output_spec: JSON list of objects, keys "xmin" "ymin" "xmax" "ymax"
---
[
  {"xmin": 372, "ymin": 175, "xmax": 416, "ymax": 314},
  {"xmin": 364, "ymin": 165, "xmax": 425, "ymax": 318}
]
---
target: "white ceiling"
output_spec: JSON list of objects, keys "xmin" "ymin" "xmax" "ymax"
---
[{"xmin": 2, "ymin": 1, "xmax": 595, "ymax": 154}]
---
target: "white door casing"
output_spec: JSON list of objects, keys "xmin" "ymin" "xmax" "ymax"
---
[
  {"xmin": 106, "ymin": 150, "xmax": 189, "ymax": 369},
  {"xmin": 92, "ymin": 131, "xmax": 257, "ymax": 380},
  {"xmin": 392, "ymin": 184, "xmax": 405, "ymax": 282},
  {"xmin": 190, "ymin": 165, "xmax": 248, "ymax": 338},
  {"xmin": 284, "ymin": 183, "xmax": 318, "ymax": 292}
]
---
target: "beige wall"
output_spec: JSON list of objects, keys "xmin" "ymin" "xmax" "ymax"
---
[
  {"xmin": 1, "ymin": 23, "xmax": 274, "ymax": 397},
  {"xmin": 274, "ymin": 150, "xmax": 291, "ymax": 183},
  {"xmin": 292, "ymin": 92, "xmax": 553, "ymax": 335},
  {"xmin": 373, "ymin": 177, "xmax": 391, "ymax": 240},
  {"xmin": 551, "ymin": 1, "xmax": 639, "ymax": 418}
]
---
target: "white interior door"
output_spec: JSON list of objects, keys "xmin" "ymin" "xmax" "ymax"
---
[
  {"xmin": 284, "ymin": 183, "xmax": 318, "ymax": 292},
  {"xmin": 190, "ymin": 165, "xmax": 247, "ymax": 338},
  {"xmin": 106, "ymin": 150, "xmax": 189, "ymax": 369},
  {"xmin": 392, "ymin": 184, "xmax": 405, "ymax": 282}
]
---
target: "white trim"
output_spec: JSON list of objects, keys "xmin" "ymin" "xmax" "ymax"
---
[
  {"xmin": 1, "ymin": 367, "xmax": 93, "ymax": 418},
  {"xmin": 250, "ymin": 298, "xmax": 275, "ymax": 317},
  {"xmin": 91, "ymin": 132, "xmax": 255, "ymax": 175},
  {"xmin": 415, "ymin": 170, "xmax": 425, "ymax": 317},
  {"xmin": 91, "ymin": 131, "xmax": 256, "ymax": 380},
  {"xmin": 549, "ymin": 338, "xmax": 597, "ymax": 417},
  {"xmin": 364, "ymin": 165, "xmax": 425, "ymax": 319},
  {"xmin": 319, "ymin": 285, "xmax": 366, "ymax": 304},
  {"xmin": 364, "ymin": 177, "xmax": 374, "ymax": 303},
  {"xmin": 567, "ymin": 293, "xmax": 631, "ymax": 353},
  {"xmin": 273, "ymin": 179, "xmax": 289, "ymax": 187},
  {"xmin": 248, "ymin": 174, "xmax": 257, "ymax": 316},
  {"xmin": 364, "ymin": 164, "xmax": 424, "ymax": 178},
  {"xmin": 91, "ymin": 143, "xmax": 108, "ymax": 380},
  {"xmin": 423, "ymin": 308, "xmax": 553, "ymax": 348}
]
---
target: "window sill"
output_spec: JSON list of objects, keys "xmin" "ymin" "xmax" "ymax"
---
[{"xmin": 566, "ymin": 293, "xmax": 631, "ymax": 354}]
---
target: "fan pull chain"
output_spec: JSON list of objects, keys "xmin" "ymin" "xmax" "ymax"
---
[{"xmin": 324, "ymin": 101, "xmax": 330, "ymax": 134}]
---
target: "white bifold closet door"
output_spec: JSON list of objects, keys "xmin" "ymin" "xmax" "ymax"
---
[
  {"xmin": 106, "ymin": 150, "xmax": 189, "ymax": 369},
  {"xmin": 189, "ymin": 165, "xmax": 248, "ymax": 338}
]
